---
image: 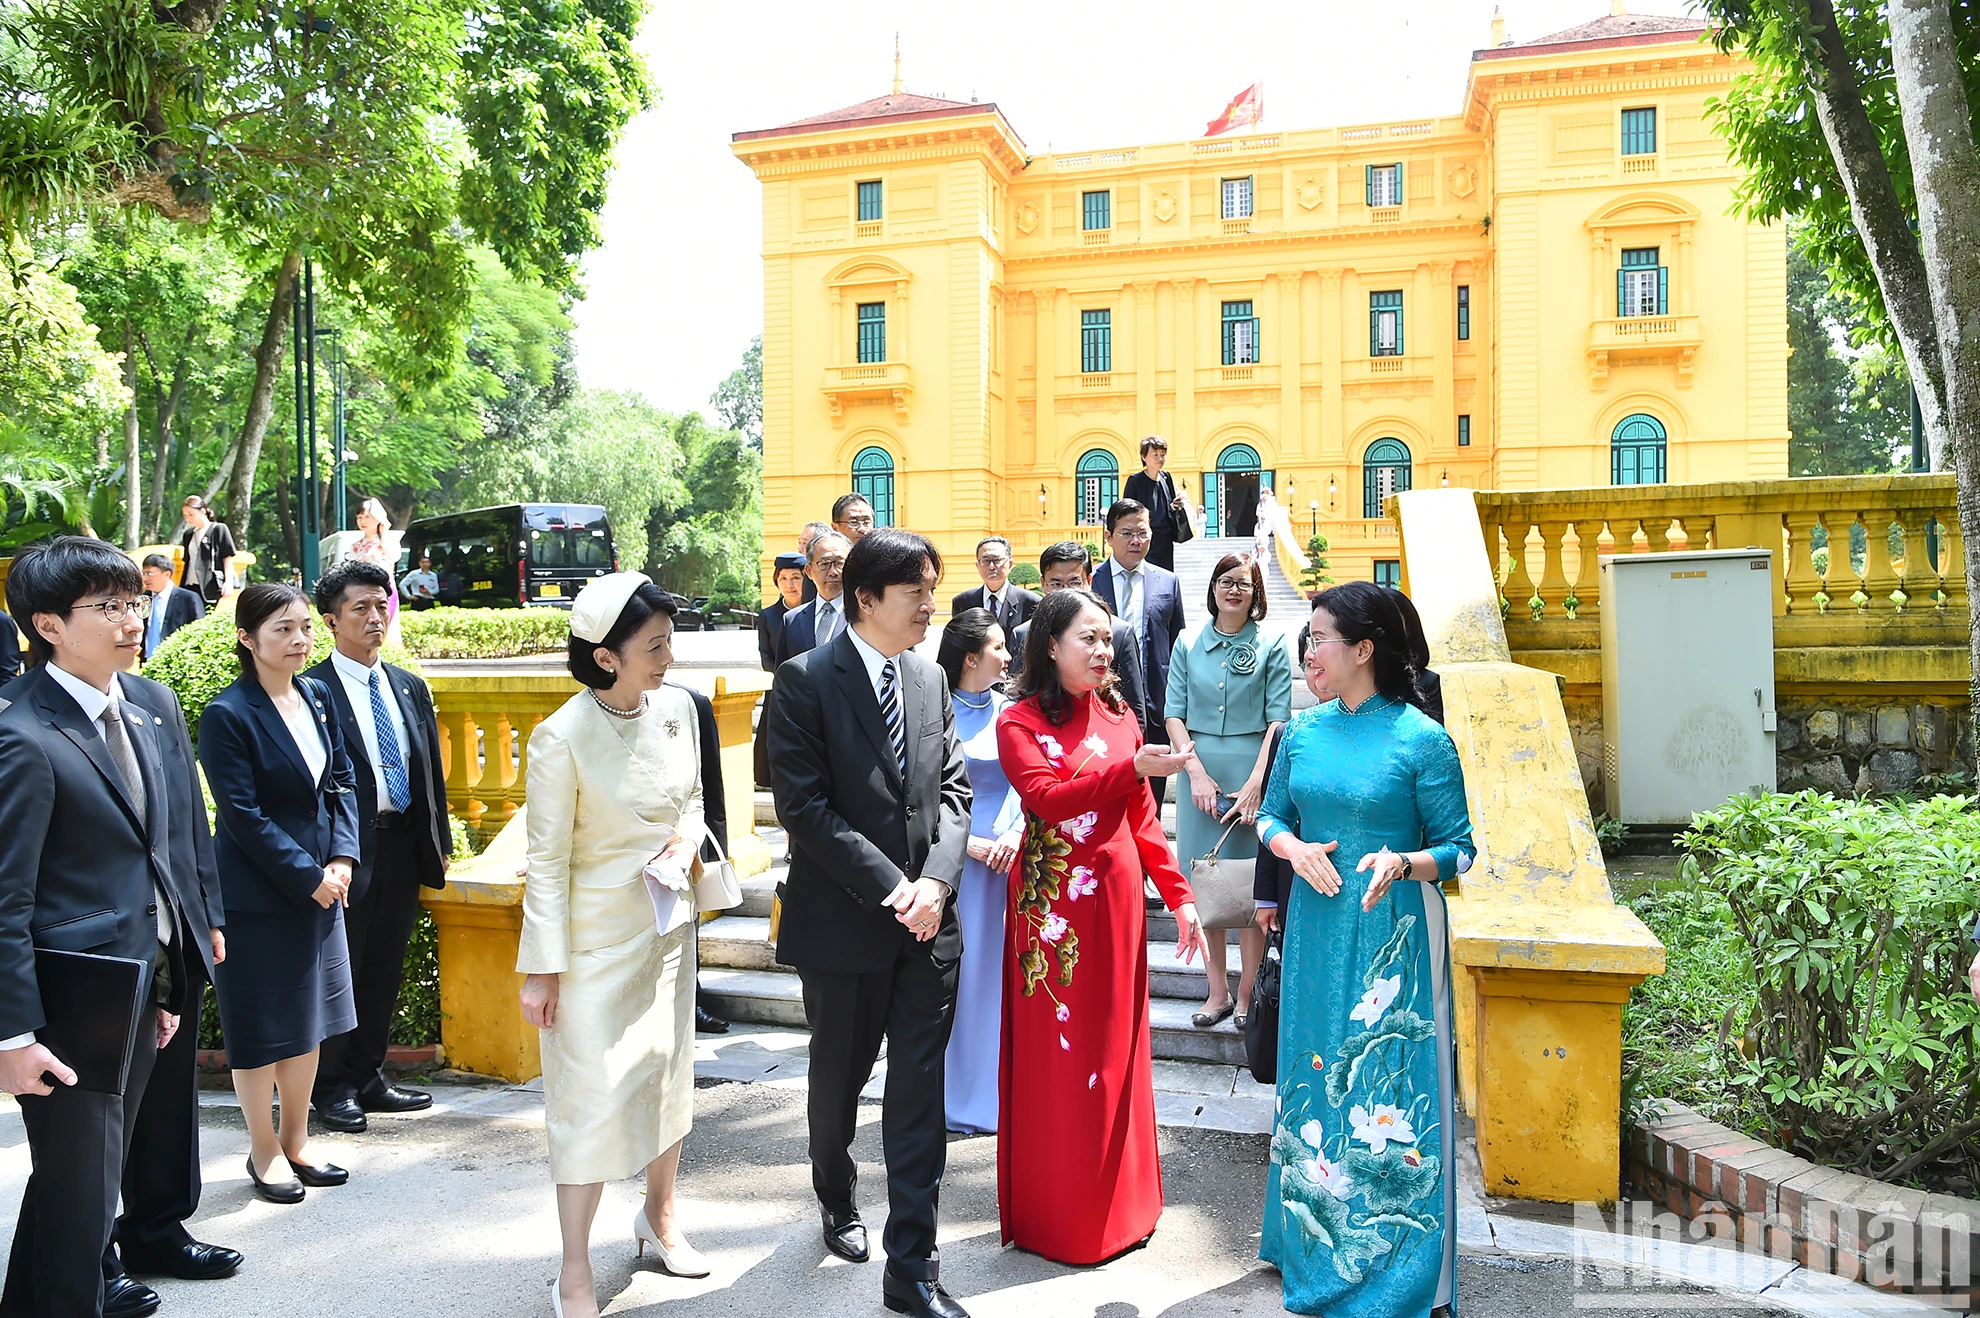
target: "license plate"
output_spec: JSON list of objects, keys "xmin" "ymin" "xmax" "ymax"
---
[
  {"xmin": 537, "ymin": 583, "xmax": 562, "ymax": 598},
  {"xmin": 472, "ymin": 580, "xmax": 493, "ymax": 591}
]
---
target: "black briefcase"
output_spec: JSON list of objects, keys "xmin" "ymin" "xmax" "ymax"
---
[
  {"xmin": 34, "ymin": 949, "xmax": 148, "ymax": 1095},
  {"xmin": 1243, "ymin": 928, "xmax": 1282, "ymax": 1085}
]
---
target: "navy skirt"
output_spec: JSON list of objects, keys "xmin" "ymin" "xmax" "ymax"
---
[{"xmin": 213, "ymin": 903, "xmax": 357, "ymax": 1069}]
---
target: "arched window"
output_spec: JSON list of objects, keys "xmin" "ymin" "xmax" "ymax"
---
[
  {"xmin": 1363, "ymin": 439, "xmax": 1412, "ymax": 518},
  {"xmin": 1611, "ymin": 414, "xmax": 1667, "ymax": 485},
  {"xmin": 1075, "ymin": 449, "xmax": 1119, "ymax": 527},
  {"xmin": 851, "ymin": 446, "xmax": 895, "ymax": 527}
]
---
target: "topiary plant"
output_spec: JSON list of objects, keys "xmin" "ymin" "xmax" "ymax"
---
[
  {"xmin": 143, "ymin": 598, "xmax": 420, "ymax": 743},
  {"xmin": 1009, "ymin": 563, "xmax": 1041, "ymax": 588}
]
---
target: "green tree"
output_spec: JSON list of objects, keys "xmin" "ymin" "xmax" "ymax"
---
[
  {"xmin": 0, "ymin": 245, "xmax": 125, "ymax": 462},
  {"xmin": 1300, "ymin": 533, "xmax": 1333, "ymax": 592},
  {"xmin": 709, "ymin": 335, "xmax": 762, "ymax": 449},
  {"xmin": 653, "ymin": 413, "xmax": 763, "ymax": 603},
  {"xmin": 1785, "ymin": 236, "xmax": 1908, "ymax": 477}
]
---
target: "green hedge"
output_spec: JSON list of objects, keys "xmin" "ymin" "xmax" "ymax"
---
[
  {"xmin": 1633, "ymin": 791, "xmax": 1980, "ymax": 1192},
  {"xmin": 396, "ymin": 605, "xmax": 570, "ymax": 659},
  {"xmin": 144, "ymin": 599, "xmax": 420, "ymax": 743}
]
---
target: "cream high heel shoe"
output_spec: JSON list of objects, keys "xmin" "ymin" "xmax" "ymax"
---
[{"xmin": 633, "ymin": 1206, "xmax": 711, "ymax": 1278}]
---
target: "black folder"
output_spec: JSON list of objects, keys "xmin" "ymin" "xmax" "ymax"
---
[{"xmin": 33, "ymin": 949, "xmax": 147, "ymax": 1095}]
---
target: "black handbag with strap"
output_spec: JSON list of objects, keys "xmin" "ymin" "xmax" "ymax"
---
[
  {"xmin": 1243, "ymin": 926, "xmax": 1282, "ymax": 1083},
  {"xmin": 1166, "ymin": 473, "xmax": 1196, "ymax": 544}
]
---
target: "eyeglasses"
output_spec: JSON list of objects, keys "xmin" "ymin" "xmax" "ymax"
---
[
  {"xmin": 842, "ymin": 515, "xmax": 876, "ymax": 529},
  {"xmin": 73, "ymin": 596, "xmax": 151, "ymax": 623},
  {"xmin": 977, "ymin": 556, "xmax": 1011, "ymax": 568},
  {"xmin": 1215, "ymin": 577, "xmax": 1254, "ymax": 593},
  {"xmin": 1116, "ymin": 530, "xmax": 1152, "ymax": 543}
]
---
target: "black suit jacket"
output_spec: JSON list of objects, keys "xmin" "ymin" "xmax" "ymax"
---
[
  {"xmin": 142, "ymin": 586, "xmax": 206, "ymax": 660},
  {"xmin": 669, "ymin": 682, "xmax": 727, "ymax": 862},
  {"xmin": 1093, "ymin": 559, "xmax": 1187, "ymax": 736},
  {"xmin": 198, "ymin": 675, "xmax": 362, "ymax": 915},
  {"xmin": 768, "ymin": 631, "xmax": 970, "ymax": 973},
  {"xmin": 0, "ymin": 611, "xmax": 21, "ymax": 681},
  {"xmin": 302, "ymin": 657, "xmax": 453, "ymax": 904},
  {"xmin": 1008, "ymin": 615, "xmax": 1149, "ymax": 731},
  {"xmin": 756, "ymin": 600, "xmax": 792, "ymax": 673},
  {"xmin": 949, "ymin": 584, "xmax": 1041, "ymax": 629},
  {"xmin": 778, "ymin": 596, "xmax": 850, "ymax": 668},
  {"xmin": 0, "ymin": 667, "xmax": 199, "ymax": 1035},
  {"xmin": 120, "ymin": 675, "xmax": 224, "ymax": 954}
]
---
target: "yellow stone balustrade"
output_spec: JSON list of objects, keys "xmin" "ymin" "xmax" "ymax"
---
[
  {"xmin": 1393, "ymin": 487, "xmax": 1665, "ymax": 1204},
  {"xmin": 1475, "ymin": 474, "xmax": 1969, "ymax": 694},
  {"xmin": 419, "ymin": 668, "xmax": 772, "ymax": 1081}
]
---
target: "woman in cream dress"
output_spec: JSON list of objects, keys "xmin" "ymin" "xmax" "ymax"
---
[{"xmin": 518, "ymin": 572, "xmax": 710, "ymax": 1318}]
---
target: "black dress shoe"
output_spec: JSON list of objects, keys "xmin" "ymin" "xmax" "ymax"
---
[
  {"xmin": 289, "ymin": 1158, "xmax": 349, "ymax": 1187},
  {"xmin": 357, "ymin": 1083, "xmax": 433, "ymax": 1114},
  {"xmin": 696, "ymin": 1005, "xmax": 730, "ymax": 1034},
  {"xmin": 314, "ymin": 1097, "xmax": 368, "ymax": 1132},
  {"xmin": 244, "ymin": 1154, "xmax": 305, "ymax": 1205},
  {"xmin": 103, "ymin": 1273, "xmax": 161, "ymax": 1318},
  {"xmin": 820, "ymin": 1206, "xmax": 869, "ymax": 1262},
  {"xmin": 882, "ymin": 1272, "xmax": 968, "ymax": 1318},
  {"xmin": 120, "ymin": 1240, "xmax": 243, "ymax": 1280}
]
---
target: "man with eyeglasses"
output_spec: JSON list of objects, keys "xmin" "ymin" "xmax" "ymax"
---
[
  {"xmin": 779, "ymin": 531, "xmax": 852, "ymax": 667},
  {"xmin": 949, "ymin": 536, "xmax": 1039, "ymax": 630},
  {"xmin": 1006, "ymin": 542, "xmax": 1148, "ymax": 733},
  {"xmin": 0, "ymin": 537, "xmax": 233, "ymax": 1316},
  {"xmin": 1093, "ymin": 499, "xmax": 1188, "ymax": 808},
  {"xmin": 138, "ymin": 554, "xmax": 205, "ymax": 662},
  {"xmin": 832, "ymin": 494, "xmax": 878, "ymax": 543}
]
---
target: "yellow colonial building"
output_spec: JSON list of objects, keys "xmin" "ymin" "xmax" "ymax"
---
[{"xmin": 733, "ymin": 8, "xmax": 1788, "ymax": 587}]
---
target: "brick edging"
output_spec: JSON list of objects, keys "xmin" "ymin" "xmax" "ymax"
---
[{"xmin": 1628, "ymin": 1102, "xmax": 1979, "ymax": 1296}]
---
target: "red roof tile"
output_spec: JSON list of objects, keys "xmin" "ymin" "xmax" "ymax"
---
[
  {"xmin": 735, "ymin": 92, "xmax": 999, "ymax": 143},
  {"xmin": 1476, "ymin": 11, "xmax": 1708, "ymax": 60}
]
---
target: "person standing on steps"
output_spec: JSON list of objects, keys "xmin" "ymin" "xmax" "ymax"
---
[
  {"xmin": 777, "ymin": 532, "xmax": 851, "ymax": 668},
  {"xmin": 768, "ymin": 529, "xmax": 973, "ymax": 1318},
  {"xmin": 1121, "ymin": 436, "xmax": 1191, "ymax": 572},
  {"xmin": 1093, "ymin": 499, "xmax": 1187, "ymax": 813},
  {"xmin": 1006, "ymin": 542, "xmax": 1147, "ymax": 732},
  {"xmin": 755, "ymin": 551, "xmax": 808, "ymax": 791},
  {"xmin": 832, "ymin": 493, "xmax": 878, "ymax": 544},
  {"xmin": 304, "ymin": 561, "xmax": 453, "ymax": 1135},
  {"xmin": 950, "ymin": 536, "xmax": 1039, "ymax": 632}
]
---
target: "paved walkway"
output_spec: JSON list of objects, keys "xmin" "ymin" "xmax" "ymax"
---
[{"xmin": 0, "ymin": 1027, "xmax": 1946, "ymax": 1317}]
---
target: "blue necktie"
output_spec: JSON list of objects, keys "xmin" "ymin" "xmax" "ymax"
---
[
  {"xmin": 369, "ymin": 668, "xmax": 413, "ymax": 813},
  {"xmin": 879, "ymin": 660, "xmax": 907, "ymax": 779}
]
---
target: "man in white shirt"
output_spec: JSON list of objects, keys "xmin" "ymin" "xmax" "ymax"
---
[
  {"xmin": 398, "ymin": 555, "xmax": 440, "ymax": 610},
  {"xmin": 949, "ymin": 535, "xmax": 1040, "ymax": 631},
  {"xmin": 302, "ymin": 561, "xmax": 453, "ymax": 1135},
  {"xmin": 777, "ymin": 531, "xmax": 851, "ymax": 667},
  {"xmin": 1093, "ymin": 499, "xmax": 1188, "ymax": 806}
]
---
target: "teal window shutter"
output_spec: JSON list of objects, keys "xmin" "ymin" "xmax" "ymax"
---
[
  {"xmin": 1395, "ymin": 304, "xmax": 1404, "ymax": 355},
  {"xmin": 1369, "ymin": 303, "xmax": 1380, "ymax": 354},
  {"xmin": 856, "ymin": 181, "xmax": 883, "ymax": 222},
  {"xmin": 1394, "ymin": 163, "xmax": 1404, "ymax": 200},
  {"xmin": 1658, "ymin": 266, "xmax": 1668, "ymax": 314},
  {"xmin": 1616, "ymin": 270, "xmax": 1627, "ymax": 317},
  {"xmin": 856, "ymin": 302, "xmax": 886, "ymax": 363},
  {"xmin": 1365, "ymin": 165, "xmax": 1375, "ymax": 206},
  {"xmin": 1081, "ymin": 309, "xmax": 1112, "ymax": 373}
]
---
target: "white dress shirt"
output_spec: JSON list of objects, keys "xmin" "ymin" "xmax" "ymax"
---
[
  {"xmin": 813, "ymin": 595, "xmax": 844, "ymax": 648},
  {"xmin": 844, "ymin": 623, "xmax": 951, "ymax": 897},
  {"xmin": 1108, "ymin": 559, "xmax": 1147, "ymax": 665},
  {"xmin": 330, "ymin": 648, "xmax": 411, "ymax": 814}
]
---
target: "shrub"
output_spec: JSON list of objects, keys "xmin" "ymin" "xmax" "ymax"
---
[
  {"xmin": 1679, "ymin": 791, "xmax": 1980, "ymax": 1189},
  {"xmin": 396, "ymin": 605, "xmax": 569, "ymax": 659},
  {"xmin": 1009, "ymin": 563, "xmax": 1041, "ymax": 588}
]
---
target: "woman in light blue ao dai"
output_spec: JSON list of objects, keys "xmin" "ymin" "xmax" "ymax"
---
[{"xmin": 1256, "ymin": 581, "xmax": 1475, "ymax": 1318}]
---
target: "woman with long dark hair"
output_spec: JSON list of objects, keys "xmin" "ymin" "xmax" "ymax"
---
[
  {"xmin": 1254, "ymin": 580, "xmax": 1474, "ymax": 1318},
  {"xmin": 1383, "ymin": 585, "xmax": 1443, "ymax": 725},
  {"xmin": 935, "ymin": 607, "xmax": 1023, "ymax": 1133},
  {"xmin": 994, "ymin": 588, "xmax": 1204, "ymax": 1264}
]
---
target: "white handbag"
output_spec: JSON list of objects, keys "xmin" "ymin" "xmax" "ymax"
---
[{"xmin": 692, "ymin": 831, "xmax": 743, "ymax": 913}]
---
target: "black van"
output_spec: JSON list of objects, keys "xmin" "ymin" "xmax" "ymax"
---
[{"xmin": 401, "ymin": 504, "xmax": 617, "ymax": 609}]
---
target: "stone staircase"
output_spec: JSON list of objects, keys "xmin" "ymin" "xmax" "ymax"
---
[{"xmin": 701, "ymin": 818, "xmax": 1257, "ymax": 1069}]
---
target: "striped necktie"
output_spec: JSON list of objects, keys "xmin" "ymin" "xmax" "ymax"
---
[{"xmin": 879, "ymin": 660, "xmax": 907, "ymax": 779}]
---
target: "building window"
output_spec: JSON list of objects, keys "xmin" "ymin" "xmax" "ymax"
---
[
  {"xmin": 857, "ymin": 180, "xmax": 883, "ymax": 222},
  {"xmin": 1363, "ymin": 438, "xmax": 1412, "ymax": 517},
  {"xmin": 1611, "ymin": 414, "xmax": 1668, "ymax": 485},
  {"xmin": 1457, "ymin": 285, "xmax": 1471, "ymax": 341},
  {"xmin": 1621, "ymin": 107, "xmax": 1657, "ymax": 156},
  {"xmin": 1082, "ymin": 190, "xmax": 1112, "ymax": 231},
  {"xmin": 1373, "ymin": 559, "xmax": 1402, "ymax": 588},
  {"xmin": 1222, "ymin": 177, "xmax": 1253, "ymax": 219},
  {"xmin": 1617, "ymin": 247, "xmax": 1667, "ymax": 317},
  {"xmin": 1081, "ymin": 310, "xmax": 1112, "ymax": 373},
  {"xmin": 1221, "ymin": 300, "xmax": 1258, "ymax": 365},
  {"xmin": 1365, "ymin": 163, "xmax": 1403, "ymax": 207},
  {"xmin": 851, "ymin": 446, "xmax": 895, "ymax": 526},
  {"xmin": 1076, "ymin": 449, "xmax": 1119, "ymax": 526},
  {"xmin": 1458, "ymin": 414, "xmax": 1471, "ymax": 447},
  {"xmin": 856, "ymin": 302, "xmax": 887, "ymax": 363},
  {"xmin": 1369, "ymin": 290, "xmax": 1404, "ymax": 356}
]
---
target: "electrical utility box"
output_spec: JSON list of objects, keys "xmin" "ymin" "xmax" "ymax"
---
[{"xmin": 1600, "ymin": 549, "xmax": 1776, "ymax": 824}]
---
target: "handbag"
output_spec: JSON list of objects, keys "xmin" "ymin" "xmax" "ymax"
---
[
  {"xmin": 1166, "ymin": 474, "xmax": 1196, "ymax": 544},
  {"xmin": 692, "ymin": 831, "xmax": 743, "ymax": 913},
  {"xmin": 1244, "ymin": 927, "xmax": 1283, "ymax": 1083},
  {"xmin": 1189, "ymin": 815, "xmax": 1256, "ymax": 931}
]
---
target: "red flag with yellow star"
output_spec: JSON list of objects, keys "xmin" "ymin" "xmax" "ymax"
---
[{"xmin": 1204, "ymin": 82, "xmax": 1264, "ymax": 137}]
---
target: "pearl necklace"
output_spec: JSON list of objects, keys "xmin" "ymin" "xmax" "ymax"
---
[{"xmin": 590, "ymin": 690, "xmax": 648, "ymax": 720}]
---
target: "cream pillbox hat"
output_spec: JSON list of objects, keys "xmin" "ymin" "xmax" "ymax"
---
[{"xmin": 569, "ymin": 571, "xmax": 653, "ymax": 644}]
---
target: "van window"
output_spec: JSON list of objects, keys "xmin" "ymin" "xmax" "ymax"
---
[{"xmin": 574, "ymin": 528, "xmax": 612, "ymax": 569}]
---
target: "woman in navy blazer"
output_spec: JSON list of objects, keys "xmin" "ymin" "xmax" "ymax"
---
[{"xmin": 199, "ymin": 583, "xmax": 361, "ymax": 1205}]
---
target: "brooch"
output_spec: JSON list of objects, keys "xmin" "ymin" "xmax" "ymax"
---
[
  {"xmin": 664, "ymin": 719, "xmax": 682, "ymax": 738},
  {"xmin": 1228, "ymin": 641, "xmax": 1259, "ymax": 676}
]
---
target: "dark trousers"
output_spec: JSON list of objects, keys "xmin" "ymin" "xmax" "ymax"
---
[
  {"xmin": 314, "ymin": 823, "xmax": 423, "ymax": 1106},
  {"xmin": 113, "ymin": 976, "xmax": 205, "ymax": 1261},
  {"xmin": 3, "ymin": 984, "xmax": 159, "ymax": 1318},
  {"xmin": 797, "ymin": 942, "xmax": 958, "ymax": 1280},
  {"xmin": 1146, "ymin": 533, "xmax": 1175, "ymax": 572}
]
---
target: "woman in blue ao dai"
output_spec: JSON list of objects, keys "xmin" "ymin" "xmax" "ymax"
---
[
  {"xmin": 937, "ymin": 608, "xmax": 1025, "ymax": 1133},
  {"xmin": 1256, "ymin": 581, "xmax": 1475, "ymax": 1318}
]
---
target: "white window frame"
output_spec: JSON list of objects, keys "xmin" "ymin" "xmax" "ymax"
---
[
  {"xmin": 1370, "ymin": 164, "xmax": 1402, "ymax": 207},
  {"xmin": 1229, "ymin": 317, "xmax": 1257, "ymax": 364},
  {"xmin": 1221, "ymin": 177, "xmax": 1254, "ymax": 220},
  {"xmin": 1622, "ymin": 268, "xmax": 1661, "ymax": 318},
  {"xmin": 1374, "ymin": 309, "xmax": 1400, "ymax": 354}
]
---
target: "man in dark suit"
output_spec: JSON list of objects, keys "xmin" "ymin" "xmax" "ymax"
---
[
  {"xmin": 138, "ymin": 555, "xmax": 204, "ymax": 661},
  {"xmin": 0, "ymin": 609, "xmax": 22, "ymax": 682},
  {"xmin": 1092, "ymin": 498, "xmax": 1187, "ymax": 807},
  {"xmin": 755, "ymin": 552, "xmax": 809, "ymax": 790},
  {"xmin": 776, "ymin": 530, "xmax": 850, "ymax": 667},
  {"xmin": 0, "ymin": 537, "xmax": 223, "ymax": 1318},
  {"xmin": 1008, "ymin": 541, "xmax": 1147, "ymax": 729},
  {"xmin": 769, "ymin": 529, "xmax": 971, "ymax": 1318},
  {"xmin": 303, "ymin": 560, "xmax": 452, "ymax": 1134},
  {"xmin": 949, "ymin": 535, "xmax": 1040, "ymax": 630}
]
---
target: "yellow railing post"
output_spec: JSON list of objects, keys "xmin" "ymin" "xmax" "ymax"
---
[{"xmin": 420, "ymin": 817, "xmax": 540, "ymax": 1083}]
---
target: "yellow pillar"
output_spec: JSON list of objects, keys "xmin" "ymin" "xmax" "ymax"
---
[{"xmin": 421, "ymin": 820, "xmax": 540, "ymax": 1083}]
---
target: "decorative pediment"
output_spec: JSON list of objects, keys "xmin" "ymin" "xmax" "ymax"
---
[
  {"xmin": 825, "ymin": 256, "xmax": 912, "ymax": 289},
  {"xmin": 1585, "ymin": 192, "xmax": 1701, "ymax": 231}
]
